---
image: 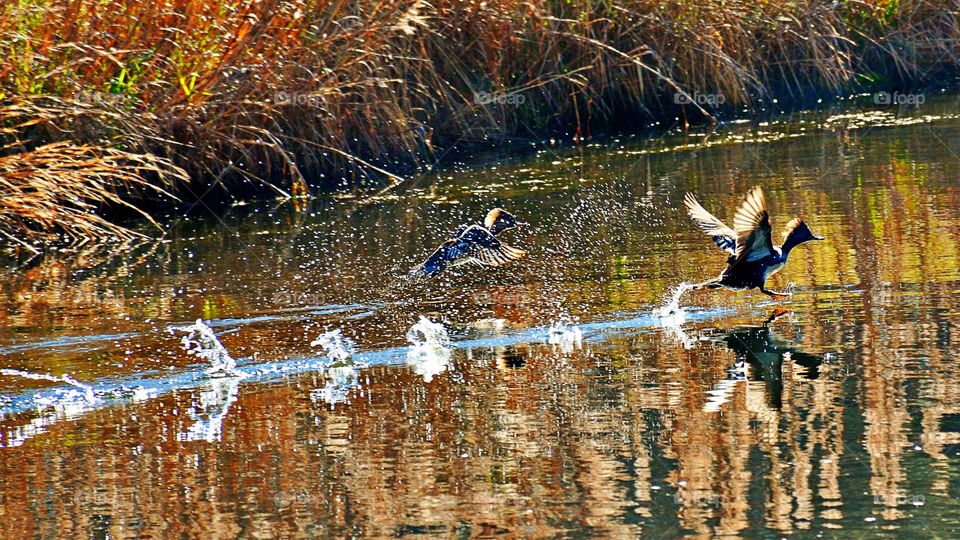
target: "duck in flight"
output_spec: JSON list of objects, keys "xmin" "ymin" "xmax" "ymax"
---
[
  {"xmin": 411, "ymin": 208, "xmax": 527, "ymax": 277},
  {"xmin": 684, "ymin": 186, "xmax": 823, "ymax": 298}
]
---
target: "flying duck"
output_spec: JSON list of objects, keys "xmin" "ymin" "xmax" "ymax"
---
[
  {"xmin": 684, "ymin": 186, "xmax": 823, "ymax": 298},
  {"xmin": 411, "ymin": 208, "xmax": 527, "ymax": 277}
]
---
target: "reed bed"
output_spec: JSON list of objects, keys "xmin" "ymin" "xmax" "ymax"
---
[{"xmin": 0, "ymin": 0, "xmax": 958, "ymax": 246}]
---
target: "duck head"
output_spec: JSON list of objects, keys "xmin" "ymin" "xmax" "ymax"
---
[
  {"xmin": 484, "ymin": 208, "xmax": 524, "ymax": 235},
  {"xmin": 782, "ymin": 218, "xmax": 824, "ymax": 252}
]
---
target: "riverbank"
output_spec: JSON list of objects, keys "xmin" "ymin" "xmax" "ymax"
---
[{"xmin": 1, "ymin": 0, "xmax": 958, "ymax": 248}]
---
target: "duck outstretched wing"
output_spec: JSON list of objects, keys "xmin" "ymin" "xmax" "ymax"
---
[
  {"xmin": 413, "ymin": 225, "xmax": 526, "ymax": 276},
  {"xmin": 684, "ymin": 193, "xmax": 736, "ymax": 254},
  {"xmin": 732, "ymin": 186, "xmax": 773, "ymax": 263}
]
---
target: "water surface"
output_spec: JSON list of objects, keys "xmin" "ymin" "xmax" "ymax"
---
[{"xmin": 2, "ymin": 96, "xmax": 960, "ymax": 538}]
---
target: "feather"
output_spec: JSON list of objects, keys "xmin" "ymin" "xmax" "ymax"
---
[
  {"xmin": 732, "ymin": 186, "xmax": 774, "ymax": 263},
  {"xmin": 684, "ymin": 192, "xmax": 737, "ymax": 254}
]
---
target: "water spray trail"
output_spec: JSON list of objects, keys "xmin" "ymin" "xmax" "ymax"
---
[{"xmin": 0, "ymin": 369, "xmax": 96, "ymax": 403}]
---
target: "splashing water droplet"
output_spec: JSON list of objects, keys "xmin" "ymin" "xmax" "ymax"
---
[
  {"xmin": 310, "ymin": 329, "xmax": 357, "ymax": 366},
  {"xmin": 406, "ymin": 316, "xmax": 450, "ymax": 348},
  {"xmin": 653, "ymin": 282, "xmax": 694, "ymax": 324},
  {"xmin": 169, "ymin": 319, "xmax": 243, "ymax": 377},
  {"xmin": 547, "ymin": 319, "xmax": 583, "ymax": 353},
  {"xmin": 310, "ymin": 329, "xmax": 363, "ymax": 405},
  {"xmin": 406, "ymin": 316, "xmax": 452, "ymax": 382}
]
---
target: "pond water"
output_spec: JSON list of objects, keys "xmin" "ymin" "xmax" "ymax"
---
[{"xmin": 2, "ymin": 94, "xmax": 960, "ymax": 538}]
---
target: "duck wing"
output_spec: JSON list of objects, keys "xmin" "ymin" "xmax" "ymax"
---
[
  {"xmin": 732, "ymin": 186, "xmax": 774, "ymax": 263},
  {"xmin": 413, "ymin": 225, "xmax": 526, "ymax": 276},
  {"xmin": 684, "ymin": 193, "xmax": 736, "ymax": 255}
]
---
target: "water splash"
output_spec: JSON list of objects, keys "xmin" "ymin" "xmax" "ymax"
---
[
  {"xmin": 0, "ymin": 369, "xmax": 99, "ymax": 447},
  {"xmin": 547, "ymin": 319, "xmax": 583, "ymax": 353},
  {"xmin": 310, "ymin": 329, "xmax": 363, "ymax": 405},
  {"xmin": 169, "ymin": 319, "xmax": 243, "ymax": 377},
  {"xmin": 0, "ymin": 369, "xmax": 96, "ymax": 403},
  {"xmin": 310, "ymin": 329, "xmax": 357, "ymax": 366},
  {"xmin": 653, "ymin": 282, "xmax": 694, "ymax": 323},
  {"xmin": 405, "ymin": 316, "xmax": 452, "ymax": 382}
]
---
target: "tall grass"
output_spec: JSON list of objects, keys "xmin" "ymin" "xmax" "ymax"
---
[{"xmin": 0, "ymin": 0, "xmax": 957, "ymax": 246}]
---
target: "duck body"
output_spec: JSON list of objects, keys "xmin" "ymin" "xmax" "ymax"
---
[
  {"xmin": 412, "ymin": 208, "xmax": 527, "ymax": 277},
  {"xmin": 684, "ymin": 186, "xmax": 823, "ymax": 298}
]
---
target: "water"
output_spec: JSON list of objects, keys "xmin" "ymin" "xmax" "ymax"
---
[{"xmin": 2, "ymin": 95, "xmax": 960, "ymax": 537}]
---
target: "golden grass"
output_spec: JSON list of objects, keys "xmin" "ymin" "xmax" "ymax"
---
[
  {"xmin": 0, "ymin": 0, "xmax": 957, "ymax": 246},
  {"xmin": 0, "ymin": 141, "xmax": 183, "ymax": 250}
]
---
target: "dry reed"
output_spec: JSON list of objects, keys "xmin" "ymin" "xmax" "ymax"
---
[{"xmin": 0, "ymin": 0, "xmax": 957, "ymax": 246}]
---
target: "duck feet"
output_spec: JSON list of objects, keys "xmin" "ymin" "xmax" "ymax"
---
[{"xmin": 761, "ymin": 288, "xmax": 792, "ymax": 300}]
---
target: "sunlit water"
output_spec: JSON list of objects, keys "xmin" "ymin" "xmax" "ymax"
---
[{"xmin": 2, "ymin": 95, "xmax": 960, "ymax": 537}]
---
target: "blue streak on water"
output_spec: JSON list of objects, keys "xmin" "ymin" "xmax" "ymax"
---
[
  {"xmin": 0, "ymin": 305, "xmax": 732, "ymax": 444},
  {"xmin": 0, "ymin": 304, "xmax": 380, "ymax": 356},
  {"xmin": 0, "ymin": 332, "xmax": 140, "ymax": 355}
]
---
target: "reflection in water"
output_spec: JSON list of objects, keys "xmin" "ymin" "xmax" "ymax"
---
[
  {"xmin": 704, "ymin": 310, "xmax": 824, "ymax": 412},
  {"xmin": 311, "ymin": 365, "xmax": 362, "ymax": 406},
  {"xmin": 179, "ymin": 376, "xmax": 241, "ymax": 442},
  {"xmin": 2, "ymin": 99, "xmax": 960, "ymax": 536}
]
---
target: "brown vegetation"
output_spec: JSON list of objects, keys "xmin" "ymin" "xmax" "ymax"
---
[{"xmin": 0, "ymin": 0, "xmax": 958, "ymax": 246}]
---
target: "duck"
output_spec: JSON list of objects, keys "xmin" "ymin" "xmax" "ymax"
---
[
  {"xmin": 411, "ymin": 208, "xmax": 527, "ymax": 277},
  {"xmin": 684, "ymin": 186, "xmax": 823, "ymax": 298}
]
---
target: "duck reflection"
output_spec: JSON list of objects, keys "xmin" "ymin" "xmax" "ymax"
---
[
  {"xmin": 465, "ymin": 345, "xmax": 528, "ymax": 370},
  {"xmin": 705, "ymin": 309, "xmax": 823, "ymax": 412}
]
